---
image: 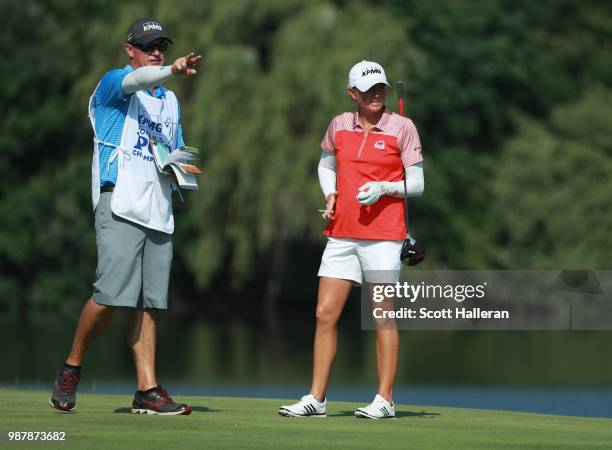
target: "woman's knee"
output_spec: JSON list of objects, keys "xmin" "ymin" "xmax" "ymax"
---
[{"xmin": 315, "ymin": 304, "xmax": 340, "ymax": 327}]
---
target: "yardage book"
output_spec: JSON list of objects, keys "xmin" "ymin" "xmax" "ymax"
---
[{"xmin": 150, "ymin": 140, "xmax": 202, "ymax": 190}]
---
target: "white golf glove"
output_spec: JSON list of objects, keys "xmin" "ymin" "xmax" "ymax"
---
[{"xmin": 356, "ymin": 181, "xmax": 392, "ymax": 205}]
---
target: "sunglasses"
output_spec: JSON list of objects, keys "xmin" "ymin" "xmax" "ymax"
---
[{"xmin": 134, "ymin": 40, "xmax": 170, "ymax": 53}]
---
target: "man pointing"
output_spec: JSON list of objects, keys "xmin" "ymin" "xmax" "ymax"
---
[{"xmin": 50, "ymin": 17, "xmax": 201, "ymax": 415}]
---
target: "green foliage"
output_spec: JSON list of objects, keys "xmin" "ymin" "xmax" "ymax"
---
[
  {"xmin": 177, "ymin": 1, "xmax": 424, "ymax": 289},
  {"xmin": 389, "ymin": 0, "xmax": 612, "ymax": 268},
  {"xmin": 0, "ymin": 155, "xmax": 94, "ymax": 317},
  {"xmin": 1, "ymin": 0, "xmax": 611, "ymax": 318},
  {"xmin": 488, "ymin": 87, "xmax": 612, "ymax": 268}
]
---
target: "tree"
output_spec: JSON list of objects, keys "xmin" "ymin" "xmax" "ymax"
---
[{"xmin": 488, "ymin": 87, "xmax": 612, "ymax": 268}]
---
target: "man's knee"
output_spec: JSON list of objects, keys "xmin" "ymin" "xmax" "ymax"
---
[{"xmin": 87, "ymin": 297, "xmax": 114, "ymax": 314}]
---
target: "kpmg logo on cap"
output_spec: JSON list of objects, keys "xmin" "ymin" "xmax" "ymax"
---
[
  {"xmin": 143, "ymin": 22, "xmax": 163, "ymax": 32},
  {"xmin": 362, "ymin": 67, "xmax": 382, "ymax": 77}
]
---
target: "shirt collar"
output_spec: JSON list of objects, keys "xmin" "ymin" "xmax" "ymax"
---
[{"xmin": 352, "ymin": 107, "xmax": 391, "ymax": 132}]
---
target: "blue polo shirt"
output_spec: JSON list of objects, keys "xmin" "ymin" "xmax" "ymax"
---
[{"xmin": 93, "ymin": 65, "xmax": 185, "ymax": 186}]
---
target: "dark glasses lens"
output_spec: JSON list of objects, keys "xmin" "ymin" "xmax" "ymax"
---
[{"xmin": 137, "ymin": 41, "xmax": 169, "ymax": 53}]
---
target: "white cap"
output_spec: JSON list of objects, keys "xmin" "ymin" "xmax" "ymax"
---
[{"xmin": 348, "ymin": 60, "xmax": 390, "ymax": 92}]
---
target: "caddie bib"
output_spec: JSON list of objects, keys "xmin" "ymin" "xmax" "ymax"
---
[{"xmin": 88, "ymin": 84, "xmax": 179, "ymax": 234}]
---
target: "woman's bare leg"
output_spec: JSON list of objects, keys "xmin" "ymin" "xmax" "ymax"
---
[{"xmin": 309, "ymin": 277, "xmax": 353, "ymax": 401}]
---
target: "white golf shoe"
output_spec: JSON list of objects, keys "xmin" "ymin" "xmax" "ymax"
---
[
  {"xmin": 355, "ymin": 394, "xmax": 396, "ymax": 419},
  {"xmin": 278, "ymin": 394, "xmax": 327, "ymax": 417}
]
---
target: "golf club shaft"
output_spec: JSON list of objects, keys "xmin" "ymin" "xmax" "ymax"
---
[{"xmin": 396, "ymin": 80, "xmax": 405, "ymax": 117}]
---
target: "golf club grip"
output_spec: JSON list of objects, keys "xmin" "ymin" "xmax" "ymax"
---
[{"xmin": 396, "ymin": 81, "xmax": 405, "ymax": 117}]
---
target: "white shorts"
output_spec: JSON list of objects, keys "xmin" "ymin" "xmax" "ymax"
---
[{"xmin": 317, "ymin": 237, "xmax": 403, "ymax": 285}]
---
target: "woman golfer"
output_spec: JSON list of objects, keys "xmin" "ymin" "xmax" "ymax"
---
[{"xmin": 279, "ymin": 61, "xmax": 424, "ymax": 419}]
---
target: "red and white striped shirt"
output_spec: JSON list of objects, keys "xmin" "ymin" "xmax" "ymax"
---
[{"xmin": 321, "ymin": 109, "xmax": 423, "ymax": 240}]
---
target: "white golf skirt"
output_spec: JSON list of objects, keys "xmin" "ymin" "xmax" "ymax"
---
[{"xmin": 317, "ymin": 237, "xmax": 403, "ymax": 285}]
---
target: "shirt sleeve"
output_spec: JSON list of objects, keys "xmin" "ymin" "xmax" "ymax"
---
[
  {"xmin": 398, "ymin": 119, "xmax": 423, "ymax": 167},
  {"xmin": 318, "ymin": 152, "xmax": 337, "ymax": 198},
  {"xmin": 96, "ymin": 67, "xmax": 132, "ymax": 107},
  {"xmin": 320, "ymin": 117, "xmax": 338, "ymax": 154}
]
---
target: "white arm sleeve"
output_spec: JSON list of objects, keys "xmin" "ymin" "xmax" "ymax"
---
[
  {"xmin": 386, "ymin": 161, "xmax": 424, "ymax": 198},
  {"xmin": 318, "ymin": 151, "xmax": 337, "ymax": 198},
  {"xmin": 121, "ymin": 66, "xmax": 175, "ymax": 95}
]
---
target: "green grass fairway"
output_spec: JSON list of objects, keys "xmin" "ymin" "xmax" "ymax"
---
[{"xmin": 1, "ymin": 389, "xmax": 611, "ymax": 449}]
